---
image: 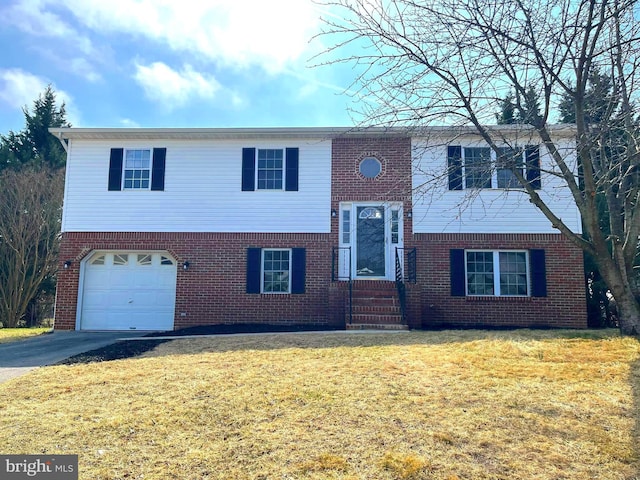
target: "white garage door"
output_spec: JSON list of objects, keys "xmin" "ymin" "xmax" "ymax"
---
[{"xmin": 80, "ymin": 252, "xmax": 177, "ymax": 331}]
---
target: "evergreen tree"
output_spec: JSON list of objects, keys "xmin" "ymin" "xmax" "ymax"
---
[
  {"xmin": 0, "ymin": 85, "xmax": 70, "ymax": 171},
  {"xmin": 559, "ymin": 71, "xmax": 614, "ymax": 124},
  {"xmin": 496, "ymin": 93, "xmax": 517, "ymax": 124},
  {"xmin": 496, "ymin": 87, "xmax": 541, "ymax": 126}
]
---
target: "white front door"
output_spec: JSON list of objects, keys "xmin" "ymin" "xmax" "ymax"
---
[{"xmin": 338, "ymin": 203, "xmax": 403, "ymax": 280}]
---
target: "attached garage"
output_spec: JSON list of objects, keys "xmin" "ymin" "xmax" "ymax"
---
[{"xmin": 78, "ymin": 251, "xmax": 177, "ymax": 331}]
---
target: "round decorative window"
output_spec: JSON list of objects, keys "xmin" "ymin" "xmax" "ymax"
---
[{"xmin": 359, "ymin": 157, "xmax": 382, "ymax": 179}]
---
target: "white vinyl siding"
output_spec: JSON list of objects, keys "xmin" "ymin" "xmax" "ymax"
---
[
  {"xmin": 62, "ymin": 139, "xmax": 332, "ymax": 233},
  {"xmin": 412, "ymin": 136, "xmax": 582, "ymax": 234}
]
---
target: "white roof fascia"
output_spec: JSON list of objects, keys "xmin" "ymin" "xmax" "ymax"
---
[{"xmin": 48, "ymin": 124, "xmax": 577, "ymax": 141}]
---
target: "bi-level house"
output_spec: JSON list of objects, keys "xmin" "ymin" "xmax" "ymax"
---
[{"xmin": 50, "ymin": 126, "xmax": 586, "ymax": 331}]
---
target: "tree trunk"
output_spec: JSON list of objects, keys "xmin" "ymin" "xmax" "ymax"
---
[{"xmin": 612, "ymin": 287, "xmax": 640, "ymax": 335}]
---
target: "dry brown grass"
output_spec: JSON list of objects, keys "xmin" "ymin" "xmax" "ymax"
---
[
  {"xmin": 0, "ymin": 327, "xmax": 51, "ymax": 344},
  {"xmin": 0, "ymin": 329, "xmax": 638, "ymax": 479}
]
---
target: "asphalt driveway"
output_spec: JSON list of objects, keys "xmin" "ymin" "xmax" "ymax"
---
[{"xmin": 0, "ymin": 331, "xmax": 147, "ymax": 383}]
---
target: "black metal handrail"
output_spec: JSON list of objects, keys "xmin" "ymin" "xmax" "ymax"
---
[
  {"xmin": 332, "ymin": 246, "xmax": 353, "ymax": 325},
  {"xmin": 395, "ymin": 247, "xmax": 417, "ymax": 284},
  {"xmin": 395, "ymin": 248, "xmax": 407, "ymax": 324},
  {"xmin": 406, "ymin": 248, "xmax": 417, "ymax": 283},
  {"xmin": 395, "ymin": 247, "xmax": 417, "ymax": 325}
]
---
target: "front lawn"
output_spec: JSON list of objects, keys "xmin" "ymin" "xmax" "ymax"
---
[
  {"xmin": 0, "ymin": 327, "xmax": 51, "ymax": 344},
  {"xmin": 0, "ymin": 329, "xmax": 638, "ymax": 479}
]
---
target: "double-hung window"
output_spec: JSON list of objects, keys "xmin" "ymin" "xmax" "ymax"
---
[
  {"xmin": 464, "ymin": 147, "xmax": 492, "ymax": 189},
  {"xmin": 466, "ymin": 250, "xmax": 529, "ymax": 296},
  {"xmin": 246, "ymin": 247, "xmax": 306, "ymax": 294},
  {"xmin": 241, "ymin": 147, "xmax": 299, "ymax": 192},
  {"xmin": 447, "ymin": 145, "xmax": 540, "ymax": 190},
  {"xmin": 123, "ymin": 149, "xmax": 151, "ymax": 190},
  {"xmin": 496, "ymin": 147, "xmax": 524, "ymax": 189},
  {"xmin": 262, "ymin": 249, "xmax": 291, "ymax": 293},
  {"xmin": 108, "ymin": 147, "xmax": 166, "ymax": 191},
  {"xmin": 257, "ymin": 149, "xmax": 284, "ymax": 190}
]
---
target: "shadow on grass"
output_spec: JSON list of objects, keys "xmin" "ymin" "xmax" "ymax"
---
[{"xmin": 58, "ymin": 324, "xmax": 621, "ymax": 365}]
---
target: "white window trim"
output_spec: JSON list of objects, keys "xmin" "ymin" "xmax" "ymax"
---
[
  {"xmin": 465, "ymin": 249, "xmax": 530, "ymax": 297},
  {"xmin": 255, "ymin": 148, "xmax": 286, "ymax": 191},
  {"xmin": 122, "ymin": 148, "xmax": 152, "ymax": 191},
  {"xmin": 261, "ymin": 248, "xmax": 292, "ymax": 294},
  {"xmin": 460, "ymin": 146, "xmax": 528, "ymax": 190}
]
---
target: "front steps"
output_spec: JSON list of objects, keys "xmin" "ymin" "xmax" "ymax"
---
[{"xmin": 345, "ymin": 281, "xmax": 408, "ymax": 330}]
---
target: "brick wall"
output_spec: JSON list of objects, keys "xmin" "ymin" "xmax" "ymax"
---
[
  {"xmin": 330, "ymin": 135, "xmax": 413, "ymax": 206},
  {"xmin": 55, "ymin": 232, "xmax": 339, "ymax": 330},
  {"xmin": 415, "ymin": 233, "xmax": 587, "ymax": 328}
]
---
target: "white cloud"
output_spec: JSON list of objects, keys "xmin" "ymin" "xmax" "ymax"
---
[
  {"xmin": 30, "ymin": 0, "xmax": 321, "ymax": 73},
  {"xmin": 67, "ymin": 58, "xmax": 102, "ymax": 83},
  {"xmin": 134, "ymin": 62, "xmax": 221, "ymax": 107},
  {"xmin": 119, "ymin": 118, "xmax": 141, "ymax": 128},
  {"xmin": 0, "ymin": 68, "xmax": 48, "ymax": 110},
  {"xmin": 3, "ymin": 0, "xmax": 95, "ymax": 55},
  {"xmin": 0, "ymin": 69, "xmax": 80, "ymax": 125}
]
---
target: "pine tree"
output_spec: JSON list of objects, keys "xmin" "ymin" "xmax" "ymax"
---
[{"xmin": 0, "ymin": 85, "xmax": 70, "ymax": 171}]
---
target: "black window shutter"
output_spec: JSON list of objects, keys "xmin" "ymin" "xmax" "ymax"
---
[
  {"xmin": 151, "ymin": 148, "xmax": 166, "ymax": 191},
  {"xmin": 525, "ymin": 146, "xmax": 541, "ymax": 190},
  {"xmin": 530, "ymin": 249, "xmax": 547, "ymax": 297},
  {"xmin": 285, "ymin": 148, "xmax": 299, "ymax": 191},
  {"xmin": 450, "ymin": 249, "xmax": 466, "ymax": 296},
  {"xmin": 242, "ymin": 148, "xmax": 256, "ymax": 191},
  {"xmin": 291, "ymin": 248, "xmax": 306, "ymax": 294},
  {"xmin": 246, "ymin": 248, "xmax": 262, "ymax": 294},
  {"xmin": 108, "ymin": 148, "xmax": 124, "ymax": 191},
  {"xmin": 447, "ymin": 146, "xmax": 463, "ymax": 190}
]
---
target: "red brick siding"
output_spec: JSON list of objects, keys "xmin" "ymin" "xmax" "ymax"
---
[
  {"xmin": 330, "ymin": 135, "xmax": 412, "ymax": 212},
  {"xmin": 415, "ymin": 233, "xmax": 587, "ymax": 328},
  {"xmin": 55, "ymin": 232, "xmax": 339, "ymax": 330}
]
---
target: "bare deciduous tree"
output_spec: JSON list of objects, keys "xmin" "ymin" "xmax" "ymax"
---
[
  {"xmin": 317, "ymin": 0, "xmax": 640, "ymax": 334},
  {"xmin": 0, "ymin": 169, "xmax": 64, "ymax": 327}
]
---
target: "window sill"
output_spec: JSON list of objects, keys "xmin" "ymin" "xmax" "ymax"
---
[{"xmin": 465, "ymin": 295, "xmax": 532, "ymax": 302}]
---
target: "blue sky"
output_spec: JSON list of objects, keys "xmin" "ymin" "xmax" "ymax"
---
[{"xmin": 0, "ymin": 0, "xmax": 360, "ymax": 133}]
